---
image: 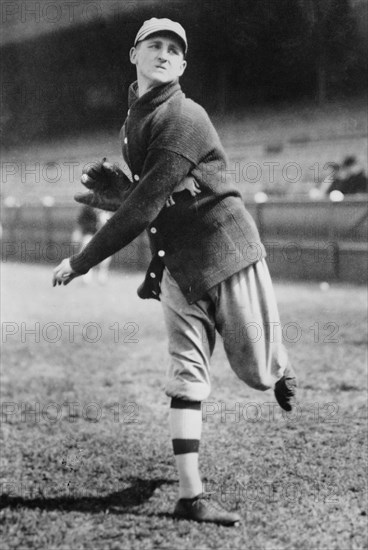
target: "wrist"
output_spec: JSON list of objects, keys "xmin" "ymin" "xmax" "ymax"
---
[{"xmin": 69, "ymin": 253, "xmax": 90, "ymax": 275}]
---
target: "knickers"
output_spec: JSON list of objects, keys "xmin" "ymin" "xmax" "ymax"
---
[{"xmin": 160, "ymin": 259, "xmax": 289, "ymax": 401}]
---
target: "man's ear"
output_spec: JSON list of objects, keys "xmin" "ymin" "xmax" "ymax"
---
[
  {"xmin": 178, "ymin": 59, "xmax": 187, "ymax": 77},
  {"xmin": 130, "ymin": 47, "xmax": 138, "ymax": 65}
]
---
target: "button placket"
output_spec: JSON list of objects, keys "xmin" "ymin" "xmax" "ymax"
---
[{"xmin": 121, "ymin": 120, "xmax": 132, "ymax": 169}]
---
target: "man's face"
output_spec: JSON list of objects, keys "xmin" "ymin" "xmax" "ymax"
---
[{"xmin": 130, "ymin": 33, "xmax": 187, "ymax": 91}]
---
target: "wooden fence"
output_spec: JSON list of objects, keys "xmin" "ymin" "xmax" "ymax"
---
[{"xmin": 1, "ymin": 198, "xmax": 367, "ymax": 284}]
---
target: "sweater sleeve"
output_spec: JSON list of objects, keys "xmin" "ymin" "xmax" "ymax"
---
[
  {"xmin": 69, "ymin": 149, "xmax": 194, "ymax": 274},
  {"xmin": 148, "ymin": 100, "xmax": 221, "ymax": 165}
]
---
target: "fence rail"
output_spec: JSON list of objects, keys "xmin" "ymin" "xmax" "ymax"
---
[{"xmin": 1, "ymin": 198, "xmax": 367, "ymax": 284}]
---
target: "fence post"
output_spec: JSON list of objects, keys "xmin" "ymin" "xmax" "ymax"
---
[
  {"xmin": 42, "ymin": 197, "xmax": 55, "ymax": 249},
  {"xmin": 328, "ymin": 203, "xmax": 339, "ymax": 280},
  {"xmin": 4, "ymin": 200, "xmax": 22, "ymax": 261},
  {"xmin": 255, "ymin": 202, "xmax": 264, "ymax": 239}
]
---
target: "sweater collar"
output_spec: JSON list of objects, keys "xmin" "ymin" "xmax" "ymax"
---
[{"xmin": 128, "ymin": 80, "xmax": 181, "ymax": 110}]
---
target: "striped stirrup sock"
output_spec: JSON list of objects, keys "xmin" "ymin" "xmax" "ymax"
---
[{"xmin": 170, "ymin": 398, "xmax": 203, "ymax": 499}]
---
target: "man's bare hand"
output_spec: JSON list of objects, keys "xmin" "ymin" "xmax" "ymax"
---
[
  {"xmin": 166, "ymin": 176, "xmax": 201, "ymax": 207},
  {"xmin": 175, "ymin": 176, "xmax": 201, "ymax": 196},
  {"xmin": 52, "ymin": 258, "xmax": 80, "ymax": 287}
]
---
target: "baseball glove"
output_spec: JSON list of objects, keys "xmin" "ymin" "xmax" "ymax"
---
[{"xmin": 75, "ymin": 159, "xmax": 133, "ymax": 212}]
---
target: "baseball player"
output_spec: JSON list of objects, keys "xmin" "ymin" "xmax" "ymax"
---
[{"xmin": 53, "ymin": 18, "xmax": 297, "ymax": 526}]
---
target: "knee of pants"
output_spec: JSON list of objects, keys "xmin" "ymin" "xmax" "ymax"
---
[
  {"xmin": 165, "ymin": 374, "xmax": 211, "ymax": 402},
  {"xmin": 225, "ymin": 342, "xmax": 289, "ymax": 392},
  {"xmin": 230, "ymin": 361, "xmax": 273, "ymax": 391}
]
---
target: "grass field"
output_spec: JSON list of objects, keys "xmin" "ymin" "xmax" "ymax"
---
[{"xmin": 1, "ymin": 263, "xmax": 367, "ymax": 549}]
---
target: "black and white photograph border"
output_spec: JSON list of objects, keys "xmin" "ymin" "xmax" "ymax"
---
[{"xmin": 1, "ymin": 1, "xmax": 367, "ymax": 549}]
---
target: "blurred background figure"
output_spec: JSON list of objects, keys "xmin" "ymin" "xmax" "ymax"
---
[
  {"xmin": 96, "ymin": 210, "xmax": 113, "ymax": 284},
  {"xmin": 71, "ymin": 206, "xmax": 112, "ymax": 284},
  {"xmin": 309, "ymin": 156, "xmax": 368, "ymax": 200},
  {"xmin": 309, "ymin": 162, "xmax": 341, "ymax": 199},
  {"xmin": 323, "ymin": 162, "xmax": 342, "ymax": 195},
  {"xmin": 337, "ymin": 156, "xmax": 368, "ymax": 195},
  {"xmin": 72, "ymin": 205, "xmax": 98, "ymax": 284}
]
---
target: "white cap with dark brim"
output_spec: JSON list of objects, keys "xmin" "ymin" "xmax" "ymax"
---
[{"xmin": 134, "ymin": 18, "xmax": 188, "ymax": 54}]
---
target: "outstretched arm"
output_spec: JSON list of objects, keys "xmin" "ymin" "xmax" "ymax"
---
[{"xmin": 52, "ymin": 150, "xmax": 194, "ymax": 285}]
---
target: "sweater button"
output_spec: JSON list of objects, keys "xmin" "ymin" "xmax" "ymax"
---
[
  {"xmin": 150, "ymin": 272, "xmax": 156, "ymax": 278},
  {"xmin": 150, "ymin": 227, "xmax": 157, "ymax": 234},
  {"xmin": 134, "ymin": 174, "xmax": 140, "ymax": 181},
  {"xmin": 158, "ymin": 250, "xmax": 165, "ymax": 257},
  {"xmin": 124, "ymin": 137, "xmax": 128, "ymax": 144}
]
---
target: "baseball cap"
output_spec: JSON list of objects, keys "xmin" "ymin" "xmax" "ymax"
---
[{"xmin": 134, "ymin": 18, "xmax": 188, "ymax": 54}]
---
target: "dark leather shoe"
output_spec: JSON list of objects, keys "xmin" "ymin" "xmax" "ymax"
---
[
  {"xmin": 274, "ymin": 365, "xmax": 297, "ymax": 411},
  {"xmin": 173, "ymin": 493, "xmax": 241, "ymax": 526}
]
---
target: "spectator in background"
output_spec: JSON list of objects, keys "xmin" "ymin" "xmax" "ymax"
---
[
  {"xmin": 336, "ymin": 156, "xmax": 368, "ymax": 195},
  {"xmin": 75, "ymin": 205, "xmax": 98, "ymax": 245},
  {"xmin": 72, "ymin": 205, "xmax": 112, "ymax": 284},
  {"xmin": 96, "ymin": 210, "xmax": 113, "ymax": 284},
  {"xmin": 309, "ymin": 162, "xmax": 341, "ymax": 199},
  {"xmin": 309, "ymin": 157, "xmax": 368, "ymax": 200}
]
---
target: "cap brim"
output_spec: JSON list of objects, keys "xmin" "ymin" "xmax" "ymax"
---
[{"xmin": 135, "ymin": 29, "xmax": 187, "ymax": 54}]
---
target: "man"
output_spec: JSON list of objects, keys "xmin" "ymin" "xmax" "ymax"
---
[
  {"xmin": 309, "ymin": 162, "xmax": 341, "ymax": 199},
  {"xmin": 72, "ymin": 206, "xmax": 113, "ymax": 284},
  {"xmin": 53, "ymin": 18, "xmax": 297, "ymax": 526},
  {"xmin": 335, "ymin": 156, "xmax": 368, "ymax": 195}
]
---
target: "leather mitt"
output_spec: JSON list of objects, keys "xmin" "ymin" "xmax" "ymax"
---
[{"xmin": 75, "ymin": 159, "xmax": 133, "ymax": 212}]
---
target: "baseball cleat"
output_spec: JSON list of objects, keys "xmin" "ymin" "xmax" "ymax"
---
[
  {"xmin": 173, "ymin": 493, "xmax": 241, "ymax": 526},
  {"xmin": 274, "ymin": 365, "xmax": 297, "ymax": 411}
]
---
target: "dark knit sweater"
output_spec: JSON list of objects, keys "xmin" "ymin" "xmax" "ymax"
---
[{"xmin": 70, "ymin": 80, "xmax": 265, "ymax": 304}]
